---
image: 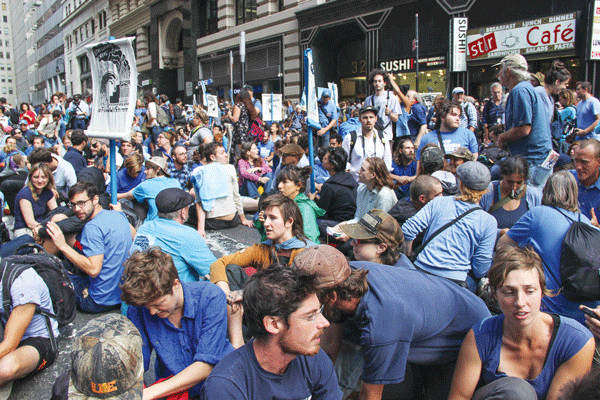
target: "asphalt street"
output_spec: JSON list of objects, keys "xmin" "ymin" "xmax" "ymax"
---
[{"xmin": 6, "ymin": 218, "xmax": 261, "ymax": 400}]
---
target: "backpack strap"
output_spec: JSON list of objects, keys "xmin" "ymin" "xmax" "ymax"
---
[
  {"xmin": 411, "ymin": 206, "xmax": 481, "ymax": 261},
  {"xmin": 436, "ymin": 131, "xmax": 446, "ymax": 154},
  {"xmin": 349, "ymin": 130, "xmax": 358, "ymax": 164}
]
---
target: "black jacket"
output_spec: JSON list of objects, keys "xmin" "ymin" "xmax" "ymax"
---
[
  {"xmin": 317, "ymin": 172, "xmax": 358, "ymax": 222},
  {"xmin": 388, "ymin": 197, "xmax": 425, "ymax": 248}
]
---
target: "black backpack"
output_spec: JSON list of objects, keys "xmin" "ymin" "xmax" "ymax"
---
[
  {"xmin": 348, "ymin": 129, "xmax": 386, "ymax": 164},
  {"xmin": 0, "ymin": 244, "xmax": 76, "ymax": 351},
  {"xmin": 546, "ymin": 209, "xmax": 600, "ymax": 301}
]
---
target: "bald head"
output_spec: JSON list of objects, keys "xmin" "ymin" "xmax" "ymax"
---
[
  {"xmin": 410, "ymin": 175, "xmax": 443, "ymax": 208},
  {"xmin": 578, "ymin": 139, "xmax": 600, "ymax": 160}
]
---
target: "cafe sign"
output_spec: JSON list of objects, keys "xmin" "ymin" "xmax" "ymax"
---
[{"xmin": 467, "ymin": 13, "xmax": 576, "ymax": 60}]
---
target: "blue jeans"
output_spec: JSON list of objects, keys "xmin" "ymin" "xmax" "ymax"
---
[
  {"xmin": 68, "ymin": 274, "xmax": 121, "ymax": 314},
  {"xmin": 151, "ymin": 125, "xmax": 163, "ymax": 143},
  {"xmin": 318, "ymin": 130, "xmax": 330, "ymax": 149},
  {"xmin": 73, "ymin": 118, "xmax": 86, "ymax": 130},
  {"xmin": 58, "ymin": 120, "xmax": 67, "ymax": 139},
  {"xmin": 240, "ymin": 179, "xmax": 260, "ymax": 199},
  {"xmin": 528, "ymin": 164, "xmax": 552, "ymax": 189}
]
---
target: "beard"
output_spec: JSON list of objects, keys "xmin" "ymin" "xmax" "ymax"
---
[
  {"xmin": 322, "ymin": 304, "xmax": 349, "ymax": 324},
  {"xmin": 401, "ymin": 153, "xmax": 416, "ymax": 163},
  {"xmin": 278, "ymin": 328, "xmax": 321, "ymax": 357}
]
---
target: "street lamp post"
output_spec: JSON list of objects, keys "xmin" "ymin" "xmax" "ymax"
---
[{"xmin": 240, "ymin": 31, "xmax": 246, "ymax": 87}]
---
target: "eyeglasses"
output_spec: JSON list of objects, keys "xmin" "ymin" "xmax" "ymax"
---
[
  {"xmin": 289, "ymin": 304, "xmax": 324, "ymax": 323},
  {"xmin": 70, "ymin": 198, "xmax": 92, "ymax": 209}
]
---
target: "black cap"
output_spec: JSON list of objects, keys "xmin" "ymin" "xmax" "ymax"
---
[
  {"xmin": 155, "ymin": 188, "xmax": 195, "ymax": 213},
  {"xmin": 359, "ymin": 105, "xmax": 378, "ymax": 116}
]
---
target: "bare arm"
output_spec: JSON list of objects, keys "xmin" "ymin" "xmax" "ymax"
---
[
  {"xmin": 577, "ymin": 114, "xmax": 600, "ymax": 136},
  {"xmin": 497, "ymin": 124, "xmax": 531, "ymax": 148},
  {"xmin": 415, "ymin": 124, "xmax": 428, "ymax": 147},
  {"xmin": 448, "ymin": 329, "xmax": 482, "ymax": 400},
  {"xmin": 496, "ymin": 231, "xmax": 517, "ymax": 250},
  {"xmin": 389, "ymin": 78, "xmax": 411, "ymax": 113},
  {"xmin": 0, "ymin": 304, "xmax": 36, "ymax": 360},
  {"xmin": 196, "ymin": 202, "xmax": 206, "ymax": 237},
  {"xmin": 359, "ymin": 383, "xmax": 384, "ymax": 400},
  {"xmin": 545, "ymin": 337, "xmax": 594, "ymax": 400},
  {"xmin": 46, "ymin": 221, "xmax": 104, "ymax": 277},
  {"xmin": 229, "ymin": 106, "xmax": 241, "ymax": 124},
  {"xmin": 143, "ymin": 361, "xmax": 214, "ymax": 400},
  {"xmin": 19, "ymin": 199, "xmax": 40, "ymax": 230}
]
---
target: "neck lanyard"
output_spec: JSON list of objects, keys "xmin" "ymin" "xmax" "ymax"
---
[{"xmin": 361, "ymin": 133, "xmax": 378, "ymax": 158}]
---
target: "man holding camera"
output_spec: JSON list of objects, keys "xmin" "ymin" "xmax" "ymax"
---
[{"xmin": 66, "ymin": 95, "xmax": 89, "ymax": 130}]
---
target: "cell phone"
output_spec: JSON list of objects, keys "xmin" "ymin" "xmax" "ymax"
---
[{"xmin": 582, "ymin": 306, "xmax": 600, "ymax": 320}]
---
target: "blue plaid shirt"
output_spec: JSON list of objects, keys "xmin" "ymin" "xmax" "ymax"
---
[
  {"xmin": 167, "ymin": 160, "xmax": 191, "ymax": 189},
  {"xmin": 459, "ymin": 100, "xmax": 478, "ymax": 130}
]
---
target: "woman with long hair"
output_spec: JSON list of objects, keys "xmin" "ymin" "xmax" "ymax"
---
[
  {"xmin": 237, "ymin": 142, "xmax": 272, "ymax": 198},
  {"xmin": 19, "ymin": 102, "xmax": 36, "ymax": 127},
  {"xmin": 276, "ymin": 165, "xmax": 325, "ymax": 243},
  {"xmin": 449, "ymin": 246, "xmax": 594, "ymax": 400},
  {"xmin": 228, "ymin": 89, "xmax": 258, "ymax": 149},
  {"xmin": 13, "ymin": 163, "xmax": 58, "ymax": 237},
  {"xmin": 210, "ymin": 194, "xmax": 317, "ymax": 347},
  {"xmin": 497, "ymin": 171, "xmax": 600, "ymax": 324}
]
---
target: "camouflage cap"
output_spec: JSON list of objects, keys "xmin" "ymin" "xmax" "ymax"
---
[{"xmin": 69, "ymin": 314, "xmax": 143, "ymax": 399}]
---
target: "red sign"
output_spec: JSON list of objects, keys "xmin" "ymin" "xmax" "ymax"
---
[{"xmin": 467, "ymin": 33, "xmax": 497, "ymax": 59}]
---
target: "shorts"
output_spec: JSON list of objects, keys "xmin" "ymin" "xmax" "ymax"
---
[{"xmin": 18, "ymin": 336, "xmax": 56, "ymax": 374}]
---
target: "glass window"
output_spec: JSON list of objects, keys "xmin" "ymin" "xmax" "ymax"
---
[
  {"xmin": 8, "ymin": 88, "xmax": 12, "ymax": 94},
  {"xmin": 6, "ymin": 63, "xmax": 9, "ymax": 71},
  {"xmin": 2, "ymin": 88, "xmax": 5, "ymax": 95},
  {"xmin": 236, "ymin": 0, "xmax": 257, "ymax": 25},
  {"xmin": 6, "ymin": 52, "xmax": 9, "ymax": 59},
  {"xmin": 2, "ymin": 16, "xmax": 6, "ymax": 23},
  {"xmin": 0, "ymin": 63, "xmax": 3, "ymax": 70},
  {"xmin": 1, "ymin": 4, "xmax": 5, "ymax": 10},
  {"xmin": 6, "ymin": 75, "xmax": 10, "ymax": 82},
  {"xmin": 1, "ymin": 76, "xmax": 5, "ymax": 83},
  {"xmin": 5, "ymin": 40, "xmax": 8, "ymax": 47},
  {"xmin": 91, "ymin": 19, "xmax": 95, "ymax": 35}
]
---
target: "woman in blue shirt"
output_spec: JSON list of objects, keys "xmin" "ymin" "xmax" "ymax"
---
[{"xmin": 448, "ymin": 245, "xmax": 593, "ymax": 400}]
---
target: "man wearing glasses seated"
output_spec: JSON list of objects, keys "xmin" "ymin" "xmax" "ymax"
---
[
  {"xmin": 200, "ymin": 266, "xmax": 341, "ymax": 400},
  {"xmin": 45, "ymin": 181, "xmax": 134, "ymax": 313}
]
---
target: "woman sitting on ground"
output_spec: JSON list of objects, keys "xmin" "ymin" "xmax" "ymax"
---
[
  {"xmin": 237, "ymin": 141, "xmax": 272, "ymax": 199},
  {"xmin": 448, "ymin": 245, "xmax": 594, "ymax": 400},
  {"xmin": 275, "ymin": 165, "xmax": 325, "ymax": 243},
  {"xmin": 13, "ymin": 162, "xmax": 58, "ymax": 237},
  {"xmin": 210, "ymin": 194, "xmax": 316, "ymax": 348},
  {"xmin": 479, "ymin": 155, "xmax": 542, "ymax": 237}
]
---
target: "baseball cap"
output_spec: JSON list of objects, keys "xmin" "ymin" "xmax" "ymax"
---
[
  {"xmin": 281, "ymin": 143, "xmax": 304, "ymax": 157},
  {"xmin": 291, "ymin": 245, "xmax": 351, "ymax": 289},
  {"xmin": 491, "ymin": 53, "xmax": 528, "ymax": 71},
  {"xmin": 444, "ymin": 146, "xmax": 474, "ymax": 161},
  {"xmin": 68, "ymin": 314, "xmax": 143, "ymax": 399},
  {"xmin": 156, "ymin": 188, "xmax": 194, "ymax": 213},
  {"xmin": 19, "ymin": 120, "xmax": 28, "ymax": 125},
  {"xmin": 321, "ymin": 89, "xmax": 331, "ymax": 98},
  {"xmin": 359, "ymin": 105, "xmax": 378, "ymax": 116},
  {"xmin": 456, "ymin": 161, "xmax": 491, "ymax": 191},
  {"xmin": 420, "ymin": 146, "xmax": 444, "ymax": 169},
  {"xmin": 452, "ymin": 87, "xmax": 465, "ymax": 94},
  {"xmin": 146, "ymin": 156, "xmax": 171, "ymax": 177},
  {"xmin": 340, "ymin": 210, "xmax": 404, "ymax": 249},
  {"xmin": 243, "ymin": 85, "xmax": 254, "ymax": 91}
]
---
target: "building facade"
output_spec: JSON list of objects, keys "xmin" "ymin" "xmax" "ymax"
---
[
  {"xmin": 0, "ymin": 1, "xmax": 16, "ymax": 105},
  {"xmin": 61, "ymin": 0, "xmax": 111, "ymax": 98},
  {"xmin": 11, "ymin": 0, "xmax": 65, "ymax": 105}
]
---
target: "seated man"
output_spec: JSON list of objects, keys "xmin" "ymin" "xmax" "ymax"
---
[
  {"xmin": 0, "ymin": 266, "xmax": 59, "ymax": 397},
  {"xmin": 46, "ymin": 181, "xmax": 133, "ymax": 313},
  {"xmin": 119, "ymin": 156, "xmax": 180, "ymax": 221},
  {"xmin": 131, "ymin": 188, "xmax": 216, "ymax": 282},
  {"xmin": 121, "ymin": 247, "xmax": 234, "ymax": 400},
  {"xmin": 201, "ymin": 266, "xmax": 342, "ymax": 400},
  {"xmin": 292, "ymin": 245, "xmax": 491, "ymax": 400}
]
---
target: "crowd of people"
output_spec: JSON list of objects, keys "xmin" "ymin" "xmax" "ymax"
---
[{"xmin": 0, "ymin": 53, "xmax": 598, "ymax": 400}]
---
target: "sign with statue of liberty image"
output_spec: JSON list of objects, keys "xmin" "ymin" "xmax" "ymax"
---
[{"xmin": 84, "ymin": 37, "xmax": 137, "ymax": 141}]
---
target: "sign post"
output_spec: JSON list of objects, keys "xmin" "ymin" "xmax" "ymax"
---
[
  {"xmin": 303, "ymin": 49, "xmax": 320, "ymax": 193},
  {"xmin": 84, "ymin": 37, "xmax": 137, "ymax": 204},
  {"xmin": 415, "ymin": 14, "xmax": 419, "ymax": 92},
  {"xmin": 240, "ymin": 31, "xmax": 246, "ymax": 86}
]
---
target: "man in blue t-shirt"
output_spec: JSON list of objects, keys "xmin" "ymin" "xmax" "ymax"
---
[
  {"xmin": 416, "ymin": 102, "xmax": 478, "ymax": 170},
  {"xmin": 201, "ymin": 266, "xmax": 342, "ymax": 400},
  {"xmin": 390, "ymin": 137, "xmax": 417, "ymax": 198},
  {"xmin": 46, "ymin": 181, "xmax": 133, "ymax": 313},
  {"xmin": 317, "ymin": 90, "xmax": 339, "ymax": 149},
  {"xmin": 495, "ymin": 54, "xmax": 552, "ymax": 188},
  {"xmin": 571, "ymin": 139, "xmax": 600, "ymax": 221},
  {"xmin": 292, "ymin": 245, "xmax": 491, "ymax": 400},
  {"xmin": 120, "ymin": 156, "xmax": 180, "ymax": 221},
  {"xmin": 575, "ymin": 81, "xmax": 600, "ymax": 140}
]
